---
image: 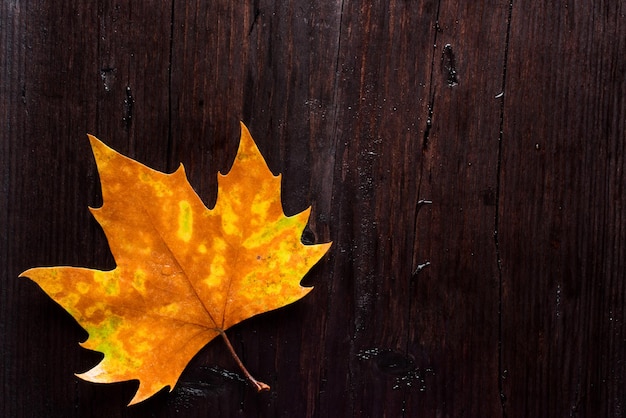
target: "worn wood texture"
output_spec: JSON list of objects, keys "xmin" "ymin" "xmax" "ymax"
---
[{"xmin": 2, "ymin": 1, "xmax": 624, "ymax": 416}]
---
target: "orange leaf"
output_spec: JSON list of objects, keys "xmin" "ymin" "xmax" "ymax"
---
[{"xmin": 20, "ymin": 123, "xmax": 331, "ymax": 405}]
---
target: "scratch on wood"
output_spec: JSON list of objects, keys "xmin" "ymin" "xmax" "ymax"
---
[
  {"xmin": 496, "ymin": 2, "xmax": 516, "ymax": 417},
  {"xmin": 412, "ymin": 261, "xmax": 430, "ymax": 278},
  {"xmin": 100, "ymin": 67, "xmax": 116, "ymax": 92},
  {"xmin": 123, "ymin": 85, "xmax": 134, "ymax": 130},
  {"xmin": 442, "ymin": 44, "xmax": 459, "ymax": 87},
  {"xmin": 249, "ymin": 7, "xmax": 261, "ymax": 35},
  {"xmin": 422, "ymin": 96, "xmax": 435, "ymax": 149},
  {"xmin": 357, "ymin": 348, "xmax": 434, "ymax": 391}
]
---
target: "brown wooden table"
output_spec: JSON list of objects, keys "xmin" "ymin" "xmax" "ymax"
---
[{"xmin": 2, "ymin": 1, "xmax": 624, "ymax": 416}]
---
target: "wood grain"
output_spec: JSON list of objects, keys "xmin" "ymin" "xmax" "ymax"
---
[{"xmin": 1, "ymin": 0, "xmax": 624, "ymax": 416}]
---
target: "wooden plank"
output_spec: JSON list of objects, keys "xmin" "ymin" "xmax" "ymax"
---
[{"xmin": 500, "ymin": 1, "xmax": 626, "ymax": 416}]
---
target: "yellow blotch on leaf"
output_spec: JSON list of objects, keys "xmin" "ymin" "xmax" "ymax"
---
[
  {"xmin": 139, "ymin": 172, "xmax": 173, "ymax": 198},
  {"xmin": 157, "ymin": 302, "xmax": 181, "ymax": 317},
  {"xmin": 265, "ymin": 282, "xmax": 282, "ymax": 295},
  {"xmin": 133, "ymin": 270, "xmax": 147, "ymax": 292},
  {"xmin": 207, "ymin": 254, "xmax": 227, "ymax": 286},
  {"xmin": 76, "ymin": 282, "xmax": 90, "ymax": 294},
  {"xmin": 220, "ymin": 209, "xmax": 239, "ymax": 236},
  {"xmin": 93, "ymin": 270, "xmax": 120, "ymax": 296},
  {"xmin": 177, "ymin": 200, "xmax": 193, "ymax": 242}
]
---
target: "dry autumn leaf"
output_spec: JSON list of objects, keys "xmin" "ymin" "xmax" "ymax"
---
[{"xmin": 20, "ymin": 123, "xmax": 331, "ymax": 405}]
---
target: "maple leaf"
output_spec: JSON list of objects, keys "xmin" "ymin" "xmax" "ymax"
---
[{"xmin": 20, "ymin": 123, "xmax": 331, "ymax": 405}]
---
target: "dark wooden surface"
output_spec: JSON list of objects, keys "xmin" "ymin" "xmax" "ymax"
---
[{"xmin": 2, "ymin": 1, "xmax": 625, "ymax": 416}]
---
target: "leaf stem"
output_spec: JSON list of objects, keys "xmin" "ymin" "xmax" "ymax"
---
[{"xmin": 219, "ymin": 331, "xmax": 270, "ymax": 392}]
